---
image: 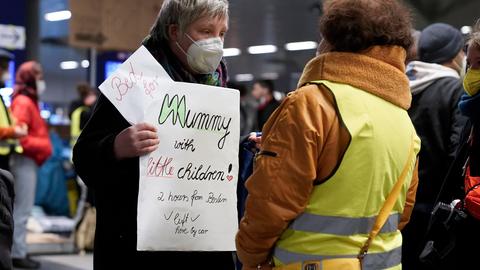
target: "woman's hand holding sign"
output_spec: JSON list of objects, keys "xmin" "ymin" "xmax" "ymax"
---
[{"xmin": 114, "ymin": 123, "xmax": 160, "ymax": 160}]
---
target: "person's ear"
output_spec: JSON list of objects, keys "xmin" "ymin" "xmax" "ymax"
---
[{"xmin": 168, "ymin": 24, "xmax": 180, "ymax": 42}]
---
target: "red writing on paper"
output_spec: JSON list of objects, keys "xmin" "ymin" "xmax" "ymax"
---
[{"xmin": 147, "ymin": 156, "xmax": 175, "ymax": 178}]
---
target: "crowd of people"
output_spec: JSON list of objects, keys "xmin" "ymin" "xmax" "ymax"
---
[{"xmin": 1, "ymin": 0, "xmax": 480, "ymax": 269}]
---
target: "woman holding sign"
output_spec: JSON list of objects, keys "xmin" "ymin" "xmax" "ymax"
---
[{"xmin": 73, "ymin": 0, "xmax": 234, "ymax": 269}]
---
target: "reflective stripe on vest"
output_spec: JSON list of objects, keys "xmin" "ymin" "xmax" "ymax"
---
[
  {"xmin": 273, "ymin": 80, "xmax": 420, "ymax": 269},
  {"xmin": 70, "ymin": 106, "xmax": 87, "ymax": 147},
  {"xmin": 289, "ymin": 212, "xmax": 400, "ymax": 235},
  {"xmin": 274, "ymin": 246, "xmax": 402, "ymax": 270}
]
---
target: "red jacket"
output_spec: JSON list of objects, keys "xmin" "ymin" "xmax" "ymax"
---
[{"xmin": 11, "ymin": 95, "xmax": 52, "ymax": 165}]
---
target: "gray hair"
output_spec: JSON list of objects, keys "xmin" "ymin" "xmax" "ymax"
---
[{"xmin": 150, "ymin": 0, "xmax": 229, "ymax": 42}]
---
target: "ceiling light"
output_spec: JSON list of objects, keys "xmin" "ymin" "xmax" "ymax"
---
[
  {"xmin": 40, "ymin": 110, "xmax": 51, "ymax": 119},
  {"xmin": 0, "ymin": 87, "xmax": 12, "ymax": 107},
  {"xmin": 45, "ymin": 10, "xmax": 72, "ymax": 21},
  {"xmin": 235, "ymin": 74, "xmax": 254, "ymax": 82},
  {"xmin": 261, "ymin": 72, "xmax": 279, "ymax": 80},
  {"xmin": 247, "ymin": 45, "xmax": 277, "ymax": 54},
  {"xmin": 81, "ymin": 60, "xmax": 90, "ymax": 68},
  {"xmin": 223, "ymin": 48, "xmax": 241, "ymax": 57},
  {"xmin": 285, "ymin": 41, "xmax": 318, "ymax": 51},
  {"xmin": 461, "ymin": 26, "xmax": 472, "ymax": 35},
  {"xmin": 60, "ymin": 61, "xmax": 78, "ymax": 70}
]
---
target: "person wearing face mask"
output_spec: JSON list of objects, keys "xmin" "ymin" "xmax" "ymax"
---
[
  {"xmin": 9, "ymin": 61, "xmax": 52, "ymax": 269},
  {"xmin": 72, "ymin": 1, "xmax": 234, "ymax": 269},
  {"xmin": 0, "ymin": 49, "xmax": 28, "ymax": 171},
  {"xmin": 414, "ymin": 21, "xmax": 480, "ymax": 269},
  {"xmin": 456, "ymin": 19, "xmax": 480, "ymax": 204},
  {"xmin": 402, "ymin": 23, "xmax": 468, "ymax": 269}
]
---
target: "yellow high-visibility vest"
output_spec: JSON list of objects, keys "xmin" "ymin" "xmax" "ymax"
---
[
  {"xmin": 0, "ymin": 95, "xmax": 23, "ymax": 155},
  {"xmin": 273, "ymin": 80, "xmax": 420, "ymax": 270},
  {"xmin": 70, "ymin": 106, "xmax": 88, "ymax": 147}
]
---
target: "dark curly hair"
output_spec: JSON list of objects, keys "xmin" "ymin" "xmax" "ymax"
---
[{"xmin": 320, "ymin": 0, "xmax": 413, "ymax": 52}]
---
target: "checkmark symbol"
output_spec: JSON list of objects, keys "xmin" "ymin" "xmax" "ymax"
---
[
  {"xmin": 190, "ymin": 214, "xmax": 200, "ymax": 222},
  {"xmin": 164, "ymin": 211, "xmax": 173, "ymax": 220}
]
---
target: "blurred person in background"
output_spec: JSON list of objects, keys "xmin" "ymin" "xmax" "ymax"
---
[
  {"xmin": 227, "ymin": 81, "xmax": 256, "ymax": 136},
  {"xmin": 68, "ymin": 82, "xmax": 94, "ymax": 119},
  {"xmin": 73, "ymin": 0, "xmax": 235, "ymax": 269},
  {"xmin": 448, "ymin": 18, "xmax": 480, "ymax": 267},
  {"xmin": 236, "ymin": 0, "xmax": 420, "ymax": 269},
  {"xmin": 10, "ymin": 61, "xmax": 52, "ymax": 269},
  {"xmin": 418, "ymin": 19, "xmax": 480, "ymax": 269},
  {"xmin": 451, "ymin": 18, "xmax": 480, "ymax": 267},
  {"xmin": 251, "ymin": 79, "xmax": 279, "ymax": 131},
  {"xmin": 0, "ymin": 49, "xmax": 25, "ymax": 270},
  {"xmin": 402, "ymin": 23, "xmax": 468, "ymax": 269},
  {"xmin": 70, "ymin": 83, "xmax": 97, "ymax": 147},
  {"xmin": 0, "ymin": 49, "xmax": 27, "ymax": 171}
]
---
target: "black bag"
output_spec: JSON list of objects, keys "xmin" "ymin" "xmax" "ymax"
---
[{"xmin": 419, "ymin": 200, "xmax": 467, "ymax": 265}]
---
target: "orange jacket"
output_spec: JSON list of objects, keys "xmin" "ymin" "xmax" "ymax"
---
[
  {"xmin": 0, "ymin": 127, "xmax": 15, "ymax": 140},
  {"xmin": 235, "ymin": 46, "xmax": 419, "ymax": 269}
]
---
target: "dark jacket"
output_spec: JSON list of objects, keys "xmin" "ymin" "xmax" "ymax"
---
[
  {"xmin": 72, "ymin": 38, "xmax": 234, "ymax": 269},
  {"xmin": 403, "ymin": 62, "xmax": 467, "ymax": 269},
  {"xmin": 416, "ymin": 119, "xmax": 480, "ymax": 270},
  {"xmin": 257, "ymin": 98, "xmax": 279, "ymax": 131},
  {"xmin": 432, "ymin": 93, "xmax": 480, "ymax": 268},
  {"xmin": 0, "ymin": 169, "xmax": 14, "ymax": 270},
  {"xmin": 408, "ymin": 76, "xmax": 466, "ymax": 207}
]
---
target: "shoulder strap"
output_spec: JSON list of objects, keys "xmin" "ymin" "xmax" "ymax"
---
[{"xmin": 358, "ymin": 134, "xmax": 416, "ymax": 259}]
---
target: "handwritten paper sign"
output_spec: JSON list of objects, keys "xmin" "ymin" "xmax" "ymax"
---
[{"xmin": 99, "ymin": 46, "xmax": 239, "ymax": 251}]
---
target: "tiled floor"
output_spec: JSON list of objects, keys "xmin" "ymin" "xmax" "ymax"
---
[{"xmin": 14, "ymin": 254, "xmax": 93, "ymax": 270}]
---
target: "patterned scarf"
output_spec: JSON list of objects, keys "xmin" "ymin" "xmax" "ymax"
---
[{"xmin": 142, "ymin": 35, "xmax": 227, "ymax": 87}]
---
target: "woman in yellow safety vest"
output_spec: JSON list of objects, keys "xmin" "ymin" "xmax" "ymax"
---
[
  {"xmin": 0, "ymin": 49, "xmax": 27, "ymax": 170},
  {"xmin": 236, "ymin": 1, "xmax": 421, "ymax": 269}
]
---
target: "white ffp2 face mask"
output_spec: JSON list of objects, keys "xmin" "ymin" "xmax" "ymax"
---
[
  {"xmin": 36, "ymin": 80, "xmax": 46, "ymax": 95},
  {"xmin": 177, "ymin": 34, "xmax": 224, "ymax": 74}
]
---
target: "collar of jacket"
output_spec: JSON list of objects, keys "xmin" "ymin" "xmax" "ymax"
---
[{"xmin": 298, "ymin": 45, "xmax": 411, "ymax": 110}]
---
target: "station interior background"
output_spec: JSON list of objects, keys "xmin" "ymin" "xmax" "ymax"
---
[
  {"xmin": 1, "ymin": 0, "xmax": 480, "ymax": 269},
  {"xmin": 3, "ymin": 0, "xmax": 480, "ymax": 132}
]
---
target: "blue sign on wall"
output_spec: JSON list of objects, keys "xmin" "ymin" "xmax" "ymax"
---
[
  {"xmin": 105, "ymin": 61, "xmax": 123, "ymax": 80},
  {"xmin": 0, "ymin": 0, "xmax": 27, "ymax": 67}
]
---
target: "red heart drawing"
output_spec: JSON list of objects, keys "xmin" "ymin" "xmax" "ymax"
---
[{"xmin": 227, "ymin": 175, "xmax": 233, "ymax": 181}]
